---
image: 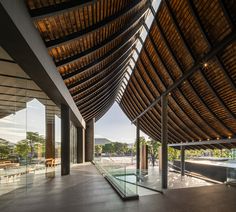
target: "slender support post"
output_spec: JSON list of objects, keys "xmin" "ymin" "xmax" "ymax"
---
[
  {"xmin": 61, "ymin": 104, "xmax": 70, "ymax": 175},
  {"xmin": 85, "ymin": 118, "xmax": 95, "ymax": 162},
  {"xmin": 45, "ymin": 120, "xmax": 55, "ymax": 160},
  {"xmin": 136, "ymin": 119, "xmax": 140, "ymax": 170},
  {"xmin": 161, "ymin": 95, "xmax": 168, "ymax": 189},
  {"xmin": 181, "ymin": 146, "xmax": 185, "ymax": 176},
  {"xmin": 77, "ymin": 127, "xmax": 85, "ymax": 163},
  {"xmin": 146, "ymin": 145, "xmax": 148, "ymax": 170},
  {"xmin": 140, "ymin": 143, "xmax": 148, "ymax": 170}
]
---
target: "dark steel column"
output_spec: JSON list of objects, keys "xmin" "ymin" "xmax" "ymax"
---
[
  {"xmin": 77, "ymin": 127, "xmax": 85, "ymax": 163},
  {"xmin": 136, "ymin": 119, "xmax": 140, "ymax": 170},
  {"xmin": 85, "ymin": 118, "xmax": 95, "ymax": 162},
  {"xmin": 146, "ymin": 145, "xmax": 149, "ymax": 170},
  {"xmin": 161, "ymin": 95, "xmax": 168, "ymax": 189},
  {"xmin": 181, "ymin": 145, "xmax": 185, "ymax": 176},
  {"xmin": 61, "ymin": 104, "xmax": 70, "ymax": 175}
]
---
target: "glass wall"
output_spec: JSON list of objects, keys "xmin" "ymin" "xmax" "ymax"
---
[{"xmin": 0, "ymin": 47, "xmax": 61, "ymax": 196}]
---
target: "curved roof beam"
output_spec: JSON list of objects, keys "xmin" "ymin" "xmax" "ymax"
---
[
  {"xmin": 42, "ymin": 0, "xmax": 149, "ymax": 48},
  {"xmin": 146, "ymin": 1, "xmax": 231, "ymax": 137},
  {"xmin": 84, "ymin": 92, "xmax": 117, "ymax": 120},
  {"xmin": 80, "ymin": 76, "xmax": 125, "ymax": 113},
  {"xmin": 71, "ymin": 52, "xmax": 132, "ymax": 97},
  {"xmin": 133, "ymin": 45, "xmax": 214, "ymax": 139},
  {"xmin": 127, "ymin": 71, "xmax": 195, "ymax": 142},
  {"xmin": 74, "ymin": 63, "xmax": 132, "ymax": 102},
  {"xmin": 132, "ymin": 25, "xmax": 236, "ymax": 123},
  {"xmin": 55, "ymin": 18, "xmax": 144, "ymax": 67},
  {"xmin": 186, "ymin": 0, "xmax": 236, "ymax": 121},
  {"xmin": 127, "ymin": 86, "xmax": 193, "ymax": 145},
  {"xmin": 63, "ymin": 38, "xmax": 137, "ymax": 81},
  {"xmin": 95, "ymin": 103, "xmax": 114, "ymax": 121},
  {"xmin": 68, "ymin": 45, "xmax": 134, "ymax": 90},
  {"xmin": 133, "ymin": 57, "xmax": 201, "ymax": 140},
  {"xmin": 77, "ymin": 67, "xmax": 129, "ymax": 108},
  {"xmin": 137, "ymin": 36, "xmax": 220, "ymax": 138},
  {"xmin": 28, "ymin": 0, "xmax": 94, "ymax": 19},
  {"xmin": 162, "ymin": 0, "xmax": 232, "ymax": 134},
  {"xmin": 76, "ymin": 65, "xmax": 130, "ymax": 106}
]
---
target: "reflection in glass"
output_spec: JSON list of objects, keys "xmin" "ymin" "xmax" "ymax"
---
[
  {"xmin": 70, "ymin": 121, "xmax": 77, "ymax": 165},
  {"xmin": 0, "ymin": 47, "xmax": 61, "ymax": 196}
]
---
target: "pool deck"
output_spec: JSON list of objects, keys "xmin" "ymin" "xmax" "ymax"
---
[{"xmin": 1, "ymin": 163, "xmax": 236, "ymax": 212}]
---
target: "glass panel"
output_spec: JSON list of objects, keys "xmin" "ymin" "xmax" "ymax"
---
[
  {"xmin": 226, "ymin": 153, "xmax": 236, "ymax": 184},
  {"xmin": 25, "ymin": 97, "xmax": 46, "ymax": 188},
  {"xmin": 55, "ymin": 115, "xmax": 61, "ymax": 169},
  {"xmin": 0, "ymin": 46, "xmax": 61, "ymax": 196},
  {"xmin": 94, "ymin": 159, "xmax": 138, "ymax": 198},
  {"xmin": 0, "ymin": 48, "xmax": 28, "ymax": 195},
  {"xmin": 70, "ymin": 121, "xmax": 77, "ymax": 165},
  {"xmin": 227, "ymin": 167, "xmax": 236, "ymax": 183}
]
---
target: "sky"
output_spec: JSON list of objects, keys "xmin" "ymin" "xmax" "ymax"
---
[
  {"xmin": 94, "ymin": 0, "xmax": 161, "ymax": 144},
  {"xmin": 0, "ymin": 99, "xmax": 45, "ymax": 143},
  {"xmin": 0, "ymin": 99, "xmax": 147, "ymax": 145},
  {"xmin": 0, "ymin": 99, "xmax": 61, "ymax": 144},
  {"xmin": 95, "ymin": 102, "xmax": 148, "ymax": 144}
]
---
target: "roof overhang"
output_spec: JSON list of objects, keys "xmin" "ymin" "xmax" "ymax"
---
[{"xmin": 0, "ymin": 0, "xmax": 85, "ymax": 128}]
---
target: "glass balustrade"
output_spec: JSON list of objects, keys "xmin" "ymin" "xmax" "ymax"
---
[{"xmin": 94, "ymin": 159, "xmax": 138, "ymax": 199}]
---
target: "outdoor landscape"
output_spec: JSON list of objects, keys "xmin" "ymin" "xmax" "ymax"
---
[{"xmin": 95, "ymin": 136, "xmax": 235, "ymax": 164}]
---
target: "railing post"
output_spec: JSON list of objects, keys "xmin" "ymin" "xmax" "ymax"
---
[
  {"xmin": 136, "ymin": 118, "xmax": 140, "ymax": 170},
  {"xmin": 181, "ymin": 145, "xmax": 185, "ymax": 176}
]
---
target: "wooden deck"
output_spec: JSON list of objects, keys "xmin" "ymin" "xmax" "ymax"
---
[{"xmin": 0, "ymin": 163, "xmax": 236, "ymax": 212}]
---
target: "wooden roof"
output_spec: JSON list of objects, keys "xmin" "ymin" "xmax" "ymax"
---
[
  {"xmin": 119, "ymin": 0, "xmax": 236, "ymax": 149},
  {"xmin": 26, "ymin": 0, "xmax": 149, "ymax": 122}
]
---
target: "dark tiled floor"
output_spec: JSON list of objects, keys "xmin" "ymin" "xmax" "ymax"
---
[{"xmin": 0, "ymin": 163, "xmax": 236, "ymax": 212}]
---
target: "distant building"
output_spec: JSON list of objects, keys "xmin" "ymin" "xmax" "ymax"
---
[{"xmin": 95, "ymin": 138, "xmax": 112, "ymax": 146}]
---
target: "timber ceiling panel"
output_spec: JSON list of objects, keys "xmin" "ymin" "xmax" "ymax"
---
[
  {"xmin": 119, "ymin": 0, "xmax": 236, "ymax": 149},
  {"xmin": 26, "ymin": 0, "xmax": 149, "ymax": 122}
]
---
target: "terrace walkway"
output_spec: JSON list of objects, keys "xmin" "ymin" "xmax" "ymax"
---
[{"xmin": 0, "ymin": 163, "xmax": 236, "ymax": 212}]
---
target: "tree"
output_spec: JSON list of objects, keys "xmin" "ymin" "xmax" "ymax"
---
[
  {"xmin": 95, "ymin": 145, "xmax": 103, "ymax": 156},
  {"xmin": 212, "ymin": 149, "xmax": 230, "ymax": 158},
  {"xmin": 168, "ymin": 147, "xmax": 180, "ymax": 161},
  {"xmin": 185, "ymin": 149, "xmax": 204, "ymax": 159},
  {"xmin": 113, "ymin": 142, "xmax": 124, "ymax": 155},
  {"xmin": 26, "ymin": 132, "xmax": 45, "ymax": 160},
  {"xmin": 125, "ymin": 145, "xmax": 133, "ymax": 155},
  {"xmin": 121, "ymin": 143, "xmax": 129, "ymax": 155},
  {"xmin": 134, "ymin": 136, "xmax": 146, "ymax": 157},
  {"xmin": 147, "ymin": 138, "xmax": 160, "ymax": 166},
  {"xmin": 14, "ymin": 132, "xmax": 45, "ymax": 161},
  {"xmin": 103, "ymin": 143, "xmax": 115, "ymax": 155},
  {"xmin": 139, "ymin": 136, "xmax": 146, "ymax": 145},
  {"xmin": 14, "ymin": 140, "xmax": 30, "ymax": 158},
  {"xmin": 0, "ymin": 139, "xmax": 12, "ymax": 159}
]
